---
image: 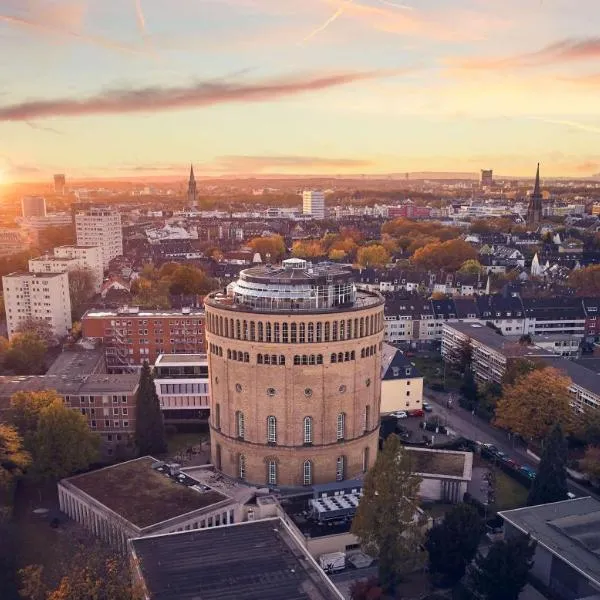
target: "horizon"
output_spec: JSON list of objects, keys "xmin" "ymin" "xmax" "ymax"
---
[{"xmin": 3, "ymin": 1, "xmax": 600, "ymax": 182}]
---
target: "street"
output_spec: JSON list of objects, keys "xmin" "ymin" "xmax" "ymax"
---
[{"xmin": 424, "ymin": 389, "xmax": 598, "ymax": 500}]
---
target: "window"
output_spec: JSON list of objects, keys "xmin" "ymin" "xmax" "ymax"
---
[
  {"xmin": 303, "ymin": 460, "xmax": 312, "ymax": 486},
  {"xmin": 365, "ymin": 405, "xmax": 370, "ymax": 431},
  {"xmin": 236, "ymin": 411, "xmax": 245, "ymax": 439},
  {"xmin": 336, "ymin": 456, "xmax": 345, "ymax": 482},
  {"xmin": 239, "ymin": 454, "xmax": 246, "ymax": 480},
  {"xmin": 267, "ymin": 387, "xmax": 276, "ymax": 397},
  {"xmin": 303, "ymin": 416, "xmax": 313, "ymax": 444},
  {"xmin": 304, "ymin": 388, "xmax": 313, "ymax": 397},
  {"xmin": 267, "ymin": 460, "xmax": 277, "ymax": 485},
  {"xmin": 331, "ymin": 353, "xmax": 337, "ymax": 364},
  {"xmin": 337, "ymin": 413, "xmax": 345, "ymax": 440},
  {"xmin": 267, "ymin": 416, "xmax": 277, "ymax": 443}
]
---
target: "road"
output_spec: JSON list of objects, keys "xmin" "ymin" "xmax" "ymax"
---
[{"xmin": 424, "ymin": 388, "xmax": 597, "ymax": 500}]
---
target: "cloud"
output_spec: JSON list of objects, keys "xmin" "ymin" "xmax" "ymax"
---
[
  {"xmin": 302, "ymin": 3, "xmax": 349, "ymax": 43},
  {"xmin": 528, "ymin": 117, "xmax": 600, "ymax": 135},
  {"xmin": 0, "ymin": 70, "xmax": 394, "ymax": 122},
  {"xmin": 214, "ymin": 155, "xmax": 373, "ymax": 172},
  {"xmin": 448, "ymin": 37, "xmax": 600, "ymax": 70}
]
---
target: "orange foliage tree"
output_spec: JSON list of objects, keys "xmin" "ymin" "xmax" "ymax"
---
[
  {"xmin": 567, "ymin": 265, "xmax": 600, "ymax": 296},
  {"xmin": 247, "ymin": 235, "xmax": 286, "ymax": 262},
  {"xmin": 356, "ymin": 245, "xmax": 390, "ymax": 268},
  {"xmin": 411, "ymin": 239, "xmax": 477, "ymax": 271},
  {"xmin": 291, "ymin": 240, "xmax": 325, "ymax": 259}
]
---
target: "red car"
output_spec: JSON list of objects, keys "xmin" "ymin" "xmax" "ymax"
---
[{"xmin": 408, "ymin": 409, "xmax": 424, "ymax": 418}]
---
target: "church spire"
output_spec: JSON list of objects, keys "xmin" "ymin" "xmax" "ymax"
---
[
  {"xmin": 187, "ymin": 163, "xmax": 198, "ymax": 208},
  {"xmin": 526, "ymin": 162, "xmax": 542, "ymax": 230},
  {"xmin": 533, "ymin": 162, "xmax": 541, "ymax": 198}
]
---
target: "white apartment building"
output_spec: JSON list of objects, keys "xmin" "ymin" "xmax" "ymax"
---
[
  {"xmin": 29, "ymin": 245, "xmax": 103, "ymax": 293},
  {"xmin": 75, "ymin": 207, "xmax": 123, "ymax": 268},
  {"xmin": 0, "ymin": 228, "xmax": 29, "ymax": 258},
  {"xmin": 21, "ymin": 196, "xmax": 46, "ymax": 218},
  {"xmin": 2, "ymin": 271, "xmax": 72, "ymax": 340},
  {"xmin": 302, "ymin": 190, "xmax": 325, "ymax": 219}
]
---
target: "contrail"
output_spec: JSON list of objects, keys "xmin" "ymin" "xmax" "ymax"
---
[
  {"xmin": 303, "ymin": 0, "xmax": 353, "ymax": 43},
  {"xmin": 0, "ymin": 13, "xmax": 146, "ymax": 56},
  {"xmin": 375, "ymin": 0, "xmax": 413, "ymax": 8},
  {"xmin": 134, "ymin": 0, "xmax": 147, "ymax": 35},
  {"xmin": 528, "ymin": 116, "xmax": 600, "ymax": 135}
]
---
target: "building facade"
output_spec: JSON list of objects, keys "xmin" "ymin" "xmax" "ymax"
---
[
  {"xmin": 82, "ymin": 306, "xmax": 205, "ymax": 371},
  {"xmin": 54, "ymin": 245, "xmax": 104, "ymax": 291},
  {"xmin": 205, "ymin": 259, "xmax": 385, "ymax": 487},
  {"xmin": 2, "ymin": 271, "xmax": 72, "ymax": 339},
  {"xmin": 75, "ymin": 207, "xmax": 123, "ymax": 268},
  {"xmin": 380, "ymin": 343, "xmax": 423, "ymax": 414},
  {"xmin": 21, "ymin": 195, "xmax": 46, "ymax": 218},
  {"xmin": 302, "ymin": 190, "xmax": 325, "ymax": 219},
  {"xmin": 54, "ymin": 174, "xmax": 66, "ymax": 195}
]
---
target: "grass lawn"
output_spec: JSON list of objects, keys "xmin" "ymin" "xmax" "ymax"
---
[
  {"xmin": 412, "ymin": 355, "xmax": 461, "ymax": 391},
  {"xmin": 493, "ymin": 469, "xmax": 529, "ymax": 511},
  {"xmin": 165, "ymin": 431, "xmax": 207, "ymax": 456}
]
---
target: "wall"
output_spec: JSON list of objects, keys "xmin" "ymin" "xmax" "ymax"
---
[{"xmin": 381, "ymin": 376, "xmax": 423, "ymax": 413}]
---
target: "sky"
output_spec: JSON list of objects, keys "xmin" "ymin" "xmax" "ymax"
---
[{"xmin": 2, "ymin": 0, "xmax": 600, "ymax": 181}]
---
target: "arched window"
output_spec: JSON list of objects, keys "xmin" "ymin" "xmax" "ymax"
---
[
  {"xmin": 303, "ymin": 417, "xmax": 313, "ymax": 444},
  {"xmin": 239, "ymin": 454, "xmax": 246, "ymax": 480},
  {"xmin": 360, "ymin": 318, "xmax": 364, "ymax": 337},
  {"xmin": 308, "ymin": 322, "xmax": 314, "ymax": 343},
  {"xmin": 340, "ymin": 320, "xmax": 345, "ymax": 340},
  {"xmin": 266, "ymin": 322, "xmax": 272, "ymax": 342},
  {"xmin": 224, "ymin": 319, "xmax": 229, "ymax": 338},
  {"xmin": 361, "ymin": 348, "xmax": 365, "ymax": 358},
  {"xmin": 215, "ymin": 403, "xmax": 220, "ymax": 429},
  {"xmin": 338, "ymin": 352, "xmax": 343, "ymax": 363},
  {"xmin": 271, "ymin": 354, "xmax": 277, "ymax": 365},
  {"xmin": 316, "ymin": 354, "xmax": 323, "ymax": 365},
  {"xmin": 291, "ymin": 322, "xmax": 297, "ymax": 343},
  {"xmin": 236, "ymin": 319, "xmax": 241, "ymax": 339},
  {"xmin": 264, "ymin": 354, "xmax": 271, "ymax": 365},
  {"xmin": 345, "ymin": 352, "xmax": 350, "ymax": 362},
  {"xmin": 347, "ymin": 319, "xmax": 352, "ymax": 339},
  {"xmin": 227, "ymin": 349, "xmax": 231, "ymax": 359},
  {"xmin": 257, "ymin": 353, "xmax": 263, "ymax": 364},
  {"xmin": 309, "ymin": 355, "xmax": 316, "ymax": 365},
  {"xmin": 303, "ymin": 460, "xmax": 312, "ymax": 486},
  {"xmin": 331, "ymin": 353, "xmax": 337, "ymax": 364},
  {"xmin": 250, "ymin": 321, "xmax": 256, "ymax": 341},
  {"xmin": 267, "ymin": 460, "xmax": 277, "ymax": 486},
  {"xmin": 362, "ymin": 447, "xmax": 370, "ymax": 472},
  {"xmin": 316, "ymin": 322, "xmax": 322, "ymax": 342},
  {"xmin": 294, "ymin": 355, "xmax": 301, "ymax": 365},
  {"xmin": 301, "ymin": 355, "xmax": 308, "ymax": 365},
  {"xmin": 274, "ymin": 322, "xmax": 280, "ymax": 343},
  {"xmin": 282, "ymin": 323, "xmax": 289, "ymax": 343},
  {"xmin": 244, "ymin": 352, "xmax": 249, "ymax": 363},
  {"xmin": 279, "ymin": 355, "xmax": 286, "ymax": 365},
  {"xmin": 324, "ymin": 322, "xmax": 330, "ymax": 342},
  {"xmin": 242, "ymin": 320, "xmax": 248, "ymax": 340},
  {"xmin": 350, "ymin": 350, "xmax": 355, "ymax": 360},
  {"xmin": 337, "ymin": 413, "xmax": 345, "ymax": 440},
  {"xmin": 236, "ymin": 411, "xmax": 245, "ymax": 439},
  {"xmin": 258, "ymin": 321, "xmax": 264, "ymax": 342},
  {"xmin": 332, "ymin": 321, "xmax": 338, "ymax": 341},
  {"xmin": 299, "ymin": 323, "xmax": 306, "ymax": 343},
  {"xmin": 354, "ymin": 318, "xmax": 358, "ymax": 338},
  {"xmin": 336, "ymin": 456, "xmax": 345, "ymax": 482},
  {"xmin": 267, "ymin": 416, "xmax": 277, "ymax": 444}
]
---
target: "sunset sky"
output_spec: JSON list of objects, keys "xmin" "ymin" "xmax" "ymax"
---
[{"xmin": 2, "ymin": 0, "xmax": 600, "ymax": 181}]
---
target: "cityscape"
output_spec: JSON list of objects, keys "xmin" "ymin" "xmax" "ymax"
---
[{"xmin": 3, "ymin": 2, "xmax": 600, "ymax": 600}]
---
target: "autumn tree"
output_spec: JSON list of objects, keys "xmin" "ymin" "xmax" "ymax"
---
[
  {"xmin": 502, "ymin": 357, "xmax": 544, "ymax": 386},
  {"xmin": 135, "ymin": 362, "xmax": 167, "ymax": 456},
  {"xmin": 356, "ymin": 244, "xmax": 390, "ymax": 268},
  {"xmin": 14, "ymin": 318, "xmax": 55, "ymax": 346},
  {"xmin": 349, "ymin": 577, "xmax": 383, "ymax": 600},
  {"xmin": 459, "ymin": 259, "xmax": 483, "ymax": 275},
  {"xmin": 68, "ymin": 268, "xmax": 96, "ymax": 320},
  {"xmin": 411, "ymin": 239, "xmax": 477, "ymax": 271},
  {"xmin": 167, "ymin": 265, "xmax": 216, "ymax": 296},
  {"xmin": 580, "ymin": 445, "xmax": 600, "ymax": 482},
  {"xmin": 291, "ymin": 240, "xmax": 325, "ymax": 259},
  {"xmin": 351, "ymin": 435, "xmax": 426, "ymax": 594},
  {"xmin": 426, "ymin": 503, "xmax": 483, "ymax": 585},
  {"xmin": 527, "ymin": 423, "xmax": 569, "ymax": 506},
  {"xmin": 131, "ymin": 277, "xmax": 171, "ymax": 309},
  {"xmin": 567, "ymin": 265, "xmax": 600, "ymax": 296},
  {"xmin": 0, "ymin": 424, "xmax": 30, "ymax": 492},
  {"xmin": 494, "ymin": 367, "xmax": 573, "ymax": 441},
  {"xmin": 247, "ymin": 235, "xmax": 286, "ymax": 262},
  {"xmin": 3, "ymin": 333, "xmax": 48, "ymax": 375}
]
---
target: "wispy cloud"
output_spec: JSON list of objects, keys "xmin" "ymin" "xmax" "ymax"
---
[
  {"xmin": 0, "ymin": 11, "xmax": 146, "ymax": 56},
  {"xmin": 25, "ymin": 121, "xmax": 64, "ymax": 135},
  {"xmin": 214, "ymin": 154, "xmax": 373, "ymax": 172},
  {"xmin": 448, "ymin": 37, "xmax": 600, "ymax": 70},
  {"xmin": 0, "ymin": 70, "xmax": 395, "ymax": 122},
  {"xmin": 528, "ymin": 117, "xmax": 600, "ymax": 135}
]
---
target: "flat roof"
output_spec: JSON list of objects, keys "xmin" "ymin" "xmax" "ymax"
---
[
  {"xmin": 500, "ymin": 497, "xmax": 600, "ymax": 589},
  {"xmin": 46, "ymin": 348, "xmax": 105, "ymax": 377},
  {"xmin": 67, "ymin": 457, "xmax": 228, "ymax": 529},
  {"xmin": 83, "ymin": 308, "xmax": 204, "ymax": 318},
  {"xmin": 3, "ymin": 270, "xmax": 66, "ymax": 279},
  {"xmin": 155, "ymin": 354, "xmax": 207, "ymax": 366},
  {"xmin": 130, "ymin": 518, "xmax": 344, "ymax": 600},
  {"xmin": 544, "ymin": 358, "xmax": 600, "ymax": 397},
  {"xmin": 29, "ymin": 256, "xmax": 78, "ymax": 263},
  {"xmin": 407, "ymin": 447, "xmax": 472, "ymax": 480}
]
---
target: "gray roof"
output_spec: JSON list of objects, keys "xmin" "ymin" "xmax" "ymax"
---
[
  {"xmin": 500, "ymin": 497, "xmax": 600, "ymax": 589},
  {"xmin": 544, "ymin": 358, "xmax": 600, "ymax": 397},
  {"xmin": 381, "ymin": 343, "xmax": 421, "ymax": 380},
  {"xmin": 46, "ymin": 348, "xmax": 105, "ymax": 377},
  {"xmin": 130, "ymin": 518, "xmax": 344, "ymax": 600},
  {"xmin": 154, "ymin": 354, "xmax": 207, "ymax": 365}
]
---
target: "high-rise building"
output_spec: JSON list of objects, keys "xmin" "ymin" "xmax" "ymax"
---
[
  {"xmin": 187, "ymin": 164, "xmax": 198, "ymax": 208},
  {"xmin": 526, "ymin": 163, "xmax": 543, "ymax": 230},
  {"xmin": 21, "ymin": 196, "xmax": 46, "ymax": 218},
  {"xmin": 480, "ymin": 169, "xmax": 493, "ymax": 187},
  {"xmin": 75, "ymin": 207, "xmax": 123, "ymax": 268},
  {"xmin": 205, "ymin": 258, "xmax": 385, "ymax": 486},
  {"xmin": 2, "ymin": 271, "xmax": 72, "ymax": 339},
  {"xmin": 54, "ymin": 174, "xmax": 66, "ymax": 195},
  {"xmin": 302, "ymin": 190, "xmax": 325, "ymax": 219},
  {"xmin": 29, "ymin": 245, "xmax": 103, "ymax": 293}
]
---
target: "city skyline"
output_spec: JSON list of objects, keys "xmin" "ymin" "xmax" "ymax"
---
[{"xmin": 3, "ymin": 0, "xmax": 600, "ymax": 182}]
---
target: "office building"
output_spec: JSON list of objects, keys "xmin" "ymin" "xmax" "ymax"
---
[
  {"xmin": 21, "ymin": 195, "xmax": 46, "ymax": 218},
  {"xmin": 81, "ymin": 306, "xmax": 205, "ymax": 371},
  {"xmin": 205, "ymin": 258, "xmax": 385, "ymax": 486},
  {"xmin": 302, "ymin": 190, "xmax": 325, "ymax": 219},
  {"xmin": 2, "ymin": 271, "xmax": 72, "ymax": 340},
  {"xmin": 480, "ymin": 169, "xmax": 493, "ymax": 187},
  {"xmin": 75, "ymin": 207, "xmax": 123, "ymax": 268},
  {"xmin": 54, "ymin": 174, "xmax": 66, "ymax": 195}
]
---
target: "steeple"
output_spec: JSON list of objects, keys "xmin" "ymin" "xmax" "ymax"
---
[
  {"xmin": 187, "ymin": 163, "xmax": 198, "ymax": 209},
  {"xmin": 526, "ymin": 162, "xmax": 543, "ymax": 230},
  {"xmin": 533, "ymin": 162, "xmax": 541, "ymax": 198}
]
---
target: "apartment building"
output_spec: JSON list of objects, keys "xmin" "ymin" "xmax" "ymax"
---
[
  {"xmin": 2, "ymin": 271, "xmax": 72, "ymax": 340},
  {"xmin": 54, "ymin": 245, "xmax": 103, "ymax": 291},
  {"xmin": 82, "ymin": 306, "xmax": 206, "ymax": 371},
  {"xmin": 75, "ymin": 207, "xmax": 123, "ymax": 268},
  {"xmin": 523, "ymin": 298, "xmax": 586, "ymax": 337},
  {"xmin": 0, "ymin": 228, "xmax": 29, "ymax": 258},
  {"xmin": 21, "ymin": 195, "xmax": 46, "ymax": 218},
  {"xmin": 380, "ymin": 343, "xmax": 423, "ymax": 413},
  {"xmin": 302, "ymin": 190, "xmax": 325, "ymax": 219}
]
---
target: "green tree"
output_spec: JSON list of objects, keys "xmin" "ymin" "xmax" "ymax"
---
[
  {"xmin": 68, "ymin": 268, "xmax": 96, "ymax": 320},
  {"xmin": 134, "ymin": 362, "xmax": 167, "ymax": 456},
  {"xmin": 131, "ymin": 277, "xmax": 171, "ymax": 309},
  {"xmin": 527, "ymin": 423, "xmax": 568, "ymax": 506},
  {"xmin": 8, "ymin": 391, "xmax": 59, "ymax": 441},
  {"xmin": 426, "ymin": 503, "xmax": 483, "ymax": 585},
  {"xmin": 3, "ymin": 333, "xmax": 48, "ymax": 375},
  {"xmin": 459, "ymin": 259, "xmax": 483, "ymax": 275},
  {"xmin": 351, "ymin": 435, "xmax": 426, "ymax": 594},
  {"xmin": 460, "ymin": 370, "xmax": 478, "ymax": 410},
  {"xmin": 468, "ymin": 536, "xmax": 536, "ymax": 600}
]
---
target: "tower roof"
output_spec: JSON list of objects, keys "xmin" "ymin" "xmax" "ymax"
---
[
  {"xmin": 533, "ymin": 162, "xmax": 541, "ymax": 198},
  {"xmin": 189, "ymin": 163, "xmax": 195, "ymax": 181}
]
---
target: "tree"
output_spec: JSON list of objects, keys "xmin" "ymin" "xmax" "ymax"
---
[
  {"xmin": 527, "ymin": 423, "xmax": 568, "ymax": 506},
  {"xmin": 351, "ymin": 435, "xmax": 426, "ymax": 594},
  {"xmin": 460, "ymin": 370, "xmax": 479, "ymax": 410},
  {"xmin": 3, "ymin": 333, "xmax": 48, "ymax": 375},
  {"xmin": 468, "ymin": 536, "xmax": 536, "ymax": 600},
  {"xmin": 356, "ymin": 245, "xmax": 390, "ymax": 268},
  {"xmin": 0, "ymin": 424, "xmax": 30, "ymax": 491},
  {"xmin": 580, "ymin": 445, "xmax": 600, "ymax": 482},
  {"xmin": 349, "ymin": 577, "xmax": 383, "ymax": 600},
  {"xmin": 8, "ymin": 390, "xmax": 59, "ymax": 440},
  {"xmin": 18, "ymin": 565, "xmax": 46, "ymax": 600},
  {"xmin": 567, "ymin": 265, "xmax": 600, "ymax": 296},
  {"xmin": 411, "ymin": 239, "xmax": 477, "ymax": 271},
  {"xmin": 291, "ymin": 240, "xmax": 325, "ymax": 259},
  {"xmin": 68, "ymin": 268, "xmax": 96, "ymax": 320},
  {"xmin": 166, "ymin": 265, "xmax": 215, "ymax": 296},
  {"xmin": 135, "ymin": 362, "xmax": 167, "ymax": 456},
  {"xmin": 131, "ymin": 277, "xmax": 170, "ymax": 309},
  {"xmin": 426, "ymin": 503, "xmax": 483, "ymax": 584},
  {"xmin": 14, "ymin": 318, "xmax": 55, "ymax": 346},
  {"xmin": 502, "ymin": 357, "xmax": 543, "ymax": 386},
  {"xmin": 494, "ymin": 367, "xmax": 573, "ymax": 441},
  {"xmin": 459, "ymin": 259, "xmax": 483, "ymax": 275},
  {"xmin": 574, "ymin": 409, "xmax": 600, "ymax": 445},
  {"xmin": 247, "ymin": 235, "xmax": 286, "ymax": 262}
]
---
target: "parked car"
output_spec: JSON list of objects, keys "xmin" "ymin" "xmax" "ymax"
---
[
  {"xmin": 408, "ymin": 409, "xmax": 424, "ymax": 418},
  {"xmin": 502, "ymin": 457, "xmax": 520, "ymax": 469},
  {"xmin": 519, "ymin": 466, "xmax": 536, "ymax": 479},
  {"xmin": 422, "ymin": 403, "xmax": 433, "ymax": 412},
  {"xmin": 391, "ymin": 411, "xmax": 408, "ymax": 419}
]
